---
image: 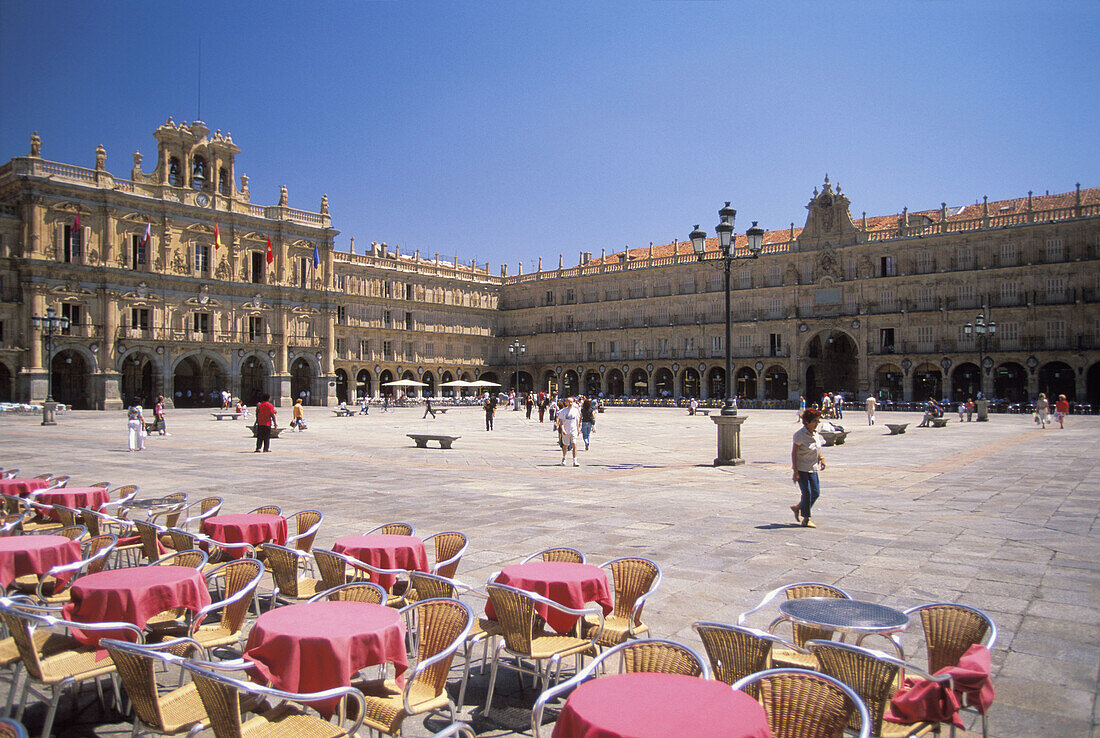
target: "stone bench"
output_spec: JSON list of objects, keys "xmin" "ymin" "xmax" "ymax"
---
[
  {"xmin": 333, "ymin": 409, "xmax": 355, "ymax": 416},
  {"xmin": 930, "ymin": 417, "xmax": 949, "ymax": 428},
  {"xmin": 820, "ymin": 430, "xmax": 849, "ymax": 446},
  {"xmin": 407, "ymin": 434, "xmax": 460, "ymax": 449},
  {"xmin": 249, "ymin": 425, "xmax": 284, "ymax": 438},
  {"xmin": 211, "ymin": 412, "xmax": 242, "ymax": 421},
  {"xmin": 689, "ymin": 409, "xmax": 711, "ymax": 416},
  {"xmin": 886, "ymin": 423, "xmax": 909, "ymax": 435}
]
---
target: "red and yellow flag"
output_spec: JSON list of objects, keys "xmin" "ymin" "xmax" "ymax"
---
[
  {"xmin": 266, "ymin": 236, "xmax": 274, "ymax": 264},
  {"xmin": 214, "ymin": 222, "xmax": 223, "ymax": 250}
]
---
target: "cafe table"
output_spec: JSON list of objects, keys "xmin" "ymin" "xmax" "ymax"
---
[
  {"xmin": 244, "ymin": 600, "xmax": 407, "ymax": 716},
  {"xmin": 0, "ymin": 534, "xmax": 81, "ymax": 589},
  {"xmin": 34, "ymin": 487, "xmax": 112, "ymax": 519},
  {"xmin": 0, "ymin": 478, "xmax": 50, "ymax": 498},
  {"xmin": 551, "ymin": 672, "xmax": 771, "ymax": 738},
  {"xmin": 332, "ymin": 534, "xmax": 429, "ymax": 592},
  {"xmin": 63, "ymin": 564, "xmax": 211, "ymax": 646},
  {"xmin": 201, "ymin": 513, "xmax": 287, "ymax": 559},
  {"xmin": 778, "ymin": 597, "xmax": 909, "ymax": 653},
  {"xmin": 488, "ymin": 561, "xmax": 613, "ymax": 635}
]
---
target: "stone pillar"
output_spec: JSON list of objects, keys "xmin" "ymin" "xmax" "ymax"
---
[
  {"xmin": 975, "ymin": 398, "xmax": 990, "ymax": 422},
  {"xmin": 711, "ymin": 414, "xmax": 747, "ymax": 466},
  {"xmin": 96, "ymin": 372, "xmax": 123, "ymax": 411},
  {"xmin": 903, "ymin": 370, "xmax": 914, "ymax": 402}
]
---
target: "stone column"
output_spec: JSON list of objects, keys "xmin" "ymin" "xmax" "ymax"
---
[
  {"xmin": 711, "ymin": 414, "xmax": 747, "ymax": 466},
  {"xmin": 21, "ymin": 290, "xmax": 47, "ymax": 402}
]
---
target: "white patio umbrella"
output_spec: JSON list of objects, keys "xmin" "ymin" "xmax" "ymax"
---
[
  {"xmin": 382, "ymin": 378, "xmax": 429, "ymax": 387},
  {"xmin": 439, "ymin": 380, "xmax": 473, "ymax": 387},
  {"xmin": 468, "ymin": 379, "xmax": 501, "ymax": 387}
]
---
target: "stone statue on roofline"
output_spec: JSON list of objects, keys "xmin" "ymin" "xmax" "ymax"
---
[
  {"xmin": 279, "ymin": 184, "xmax": 288, "ymax": 207},
  {"xmin": 95, "ymin": 144, "xmax": 107, "ymax": 170},
  {"xmin": 29, "ymin": 131, "xmax": 41, "ymax": 158}
]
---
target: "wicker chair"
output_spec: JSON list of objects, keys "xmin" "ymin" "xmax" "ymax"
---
[
  {"xmin": 262, "ymin": 543, "xmax": 323, "ymax": 605},
  {"xmin": 0, "ymin": 470, "xmax": 18, "ymax": 480},
  {"xmin": 0, "ymin": 514, "xmax": 24, "ymax": 538},
  {"xmin": 315, "ymin": 548, "xmax": 411, "ymax": 608},
  {"xmin": 739, "ymin": 582, "xmax": 851, "ymax": 669},
  {"xmin": 137, "ymin": 493, "xmax": 189, "ymax": 528},
  {"xmin": 50, "ymin": 506, "xmax": 80, "ymax": 528},
  {"xmin": 246, "ymin": 504, "xmax": 282, "ymax": 516},
  {"xmin": 183, "ymin": 659, "xmax": 366, "ymax": 737},
  {"xmin": 98, "ymin": 484, "xmax": 138, "ymax": 514},
  {"xmin": 24, "ymin": 534, "xmax": 117, "ymax": 605},
  {"xmin": 352, "ymin": 598, "xmax": 473, "ymax": 736},
  {"xmin": 2, "ymin": 605, "xmax": 141, "ymax": 738},
  {"xmin": 14, "ymin": 502, "xmax": 66, "ymax": 535},
  {"xmin": 167, "ymin": 527, "xmax": 254, "ymax": 566},
  {"xmin": 285, "ymin": 510, "xmax": 323, "ymax": 552},
  {"xmin": 147, "ymin": 559, "xmax": 264, "ymax": 656},
  {"xmin": 101, "ymin": 637, "xmax": 211, "ymax": 736},
  {"xmin": 88, "ymin": 482, "xmax": 110, "ymax": 488},
  {"xmin": 172, "ymin": 497, "xmax": 223, "ymax": 531},
  {"xmin": 152, "ymin": 549, "xmax": 209, "ymax": 570},
  {"xmin": 484, "ymin": 582, "xmax": 603, "ymax": 718},
  {"xmin": 521, "ymin": 547, "xmax": 586, "ymax": 564},
  {"xmin": 313, "ymin": 547, "xmax": 358, "ymax": 591},
  {"xmin": 364, "ymin": 522, "xmax": 414, "ymax": 536},
  {"xmin": 581, "ymin": 557, "xmax": 660, "ymax": 648},
  {"xmin": 530, "ymin": 638, "xmax": 710, "ymax": 737},
  {"xmin": 407, "ymin": 572, "xmax": 500, "ymax": 711},
  {"xmin": 308, "ymin": 581, "xmax": 387, "ymax": 604},
  {"xmin": 732, "ymin": 667, "xmax": 872, "ymax": 738},
  {"xmin": 423, "ymin": 531, "xmax": 468, "ymax": 578},
  {"xmin": 808, "ymin": 640, "xmax": 946, "ymax": 737},
  {"xmin": 693, "ymin": 621, "xmax": 808, "ymax": 690},
  {"xmin": 903, "ymin": 603, "xmax": 997, "ymax": 738},
  {"xmin": 429, "ymin": 723, "xmax": 475, "ymax": 738},
  {"xmin": 133, "ymin": 520, "xmax": 173, "ymax": 564},
  {"xmin": 81, "ymin": 508, "xmax": 143, "ymax": 567}
]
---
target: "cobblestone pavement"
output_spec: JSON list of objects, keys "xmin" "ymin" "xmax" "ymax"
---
[{"xmin": 2, "ymin": 405, "xmax": 1097, "ymax": 737}]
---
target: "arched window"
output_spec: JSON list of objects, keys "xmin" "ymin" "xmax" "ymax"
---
[
  {"xmin": 191, "ymin": 156, "xmax": 207, "ymax": 190},
  {"xmin": 168, "ymin": 157, "xmax": 182, "ymax": 187},
  {"xmin": 218, "ymin": 167, "xmax": 230, "ymax": 195}
]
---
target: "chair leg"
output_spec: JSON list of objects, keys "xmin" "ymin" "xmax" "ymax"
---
[
  {"xmin": 14, "ymin": 676, "xmax": 29, "ymax": 722},
  {"xmin": 3, "ymin": 665, "xmax": 21, "ymax": 718},
  {"xmin": 40, "ymin": 684, "xmax": 64, "ymax": 738},
  {"xmin": 484, "ymin": 641, "xmax": 505, "ymax": 718}
]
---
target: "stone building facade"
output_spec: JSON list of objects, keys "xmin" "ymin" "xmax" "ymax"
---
[{"xmin": 1, "ymin": 121, "xmax": 1097, "ymax": 409}]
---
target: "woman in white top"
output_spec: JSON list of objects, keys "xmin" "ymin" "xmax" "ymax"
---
[
  {"xmin": 790, "ymin": 408, "xmax": 826, "ymax": 528},
  {"xmin": 1035, "ymin": 393, "xmax": 1049, "ymax": 429},
  {"xmin": 127, "ymin": 405, "xmax": 146, "ymax": 452}
]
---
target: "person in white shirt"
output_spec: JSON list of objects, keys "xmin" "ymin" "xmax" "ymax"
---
[
  {"xmin": 790, "ymin": 408, "xmax": 826, "ymax": 528},
  {"xmin": 865, "ymin": 395, "xmax": 877, "ymax": 426},
  {"xmin": 556, "ymin": 396, "xmax": 582, "ymax": 467}
]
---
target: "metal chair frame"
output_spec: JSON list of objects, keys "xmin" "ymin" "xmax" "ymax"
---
[
  {"xmin": 732, "ymin": 667, "xmax": 873, "ymax": 738},
  {"xmin": 521, "ymin": 547, "xmax": 586, "ymax": 564}
]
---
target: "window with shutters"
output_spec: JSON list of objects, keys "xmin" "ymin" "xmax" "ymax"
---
[
  {"xmin": 194, "ymin": 244, "xmax": 210, "ymax": 274},
  {"xmin": 1045, "ymin": 238, "xmax": 1064, "ymax": 262},
  {"xmin": 957, "ymin": 246, "xmax": 973, "ymax": 270},
  {"xmin": 63, "ymin": 225, "xmax": 82, "ymax": 262},
  {"xmin": 1000, "ymin": 242, "xmax": 1017, "ymax": 267},
  {"xmin": 1000, "ymin": 281, "xmax": 1018, "ymax": 304},
  {"xmin": 130, "ymin": 234, "xmax": 147, "ymax": 269}
]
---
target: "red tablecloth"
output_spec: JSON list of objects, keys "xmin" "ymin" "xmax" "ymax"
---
[
  {"xmin": 202, "ymin": 514, "xmax": 287, "ymax": 559},
  {"xmin": 34, "ymin": 487, "xmax": 112, "ymax": 520},
  {"xmin": 63, "ymin": 565, "xmax": 211, "ymax": 646},
  {"xmin": 0, "ymin": 534, "xmax": 81, "ymax": 588},
  {"xmin": 244, "ymin": 600, "xmax": 407, "ymax": 717},
  {"xmin": 333, "ymin": 534, "xmax": 429, "ymax": 592},
  {"xmin": 487, "ymin": 561, "xmax": 613, "ymax": 634},
  {"xmin": 886, "ymin": 644, "xmax": 995, "ymax": 727},
  {"xmin": 0, "ymin": 478, "xmax": 50, "ymax": 498},
  {"xmin": 552, "ymin": 672, "xmax": 771, "ymax": 738}
]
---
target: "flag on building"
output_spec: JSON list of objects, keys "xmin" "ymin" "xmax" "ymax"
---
[
  {"xmin": 266, "ymin": 236, "xmax": 274, "ymax": 264},
  {"xmin": 73, "ymin": 213, "xmax": 81, "ymax": 230},
  {"xmin": 312, "ymin": 243, "xmax": 321, "ymax": 268},
  {"xmin": 214, "ymin": 222, "xmax": 222, "ymax": 250},
  {"xmin": 141, "ymin": 221, "xmax": 151, "ymax": 244}
]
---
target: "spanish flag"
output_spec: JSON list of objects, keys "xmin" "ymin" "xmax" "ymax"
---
[
  {"xmin": 266, "ymin": 235, "xmax": 274, "ymax": 264},
  {"xmin": 214, "ymin": 222, "xmax": 223, "ymax": 250}
]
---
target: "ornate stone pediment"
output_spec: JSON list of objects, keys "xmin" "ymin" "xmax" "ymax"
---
[
  {"xmin": 815, "ymin": 247, "xmax": 842, "ymax": 283},
  {"xmin": 244, "ymin": 293, "xmax": 271, "ymax": 310},
  {"xmin": 120, "ymin": 282, "xmax": 161, "ymax": 302},
  {"xmin": 797, "ymin": 176, "xmax": 860, "ymax": 250},
  {"xmin": 49, "ymin": 280, "xmax": 94, "ymax": 298},
  {"xmin": 289, "ymin": 304, "xmax": 319, "ymax": 316}
]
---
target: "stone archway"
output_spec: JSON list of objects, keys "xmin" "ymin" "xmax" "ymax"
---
[
  {"xmin": 422, "ymin": 371, "xmax": 436, "ymax": 397},
  {"xmin": 736, "ymin": 367, "xmax": 757, "ymax": 399},
  {"xmin": 680, "ymin": 368, "xmax": 701, "ymax": 399},
  {"xmin": 804, "ymin": 330, "xmax": 858, "ymax": 403},
  {"xmin": 629, "ymin": 369, "xmax": 649, "ymax": 397},
  {"xmin": 875, "ymin": 364, "xmax": 903, "ymax": 402},
  {"xmin": 763, "ymin": 365, "xmax": 788, "ymax": 400},
  {"xmin": 912, "ymin": 363, "xmax": 942, "ymax": 401},
  {"xmin": 606, "ymin": 369, "xmax": 624, "ymax": 396},
  {"xmin": 561, "ymin": 370, "xmax": 578, "ymax": 396},
  {"xmin": 51, "ymin": 349, "xmax": 91, "ymax": 409},
  {"xmin": 653, "ymin": 368, "xmax": 674, "ymax": 397},
  {"xmin": 584, "ymin": 371, "xmax": 601, "ymax": 396},
  {"xmin": 951, "ymin": 363, "xmax": 981, "ymax": 401},
  {"xmin": 542, "ymin": 370, "xmax": 557, "ymax": 395},
  {"xmin": 238, "ymin": 355, "xmax": 268, "ymax": 405},
  {"xmin": 172, "ymin": 353, "xmax": 228, "ymax": 407},
  {"xmin": 707, "ymin": 367, "xmax": 726, "ymax": 399},
  {"xmin": 121, "ymin": 352, "xmax": 158, "ymax": 407},
  {"xmin": 993, "ymin": 362, "xmax": 1027, "ymax": 402},
  {"xmin": 1038, "ymin": 361, "xmax": 1075, "ymax": 401},
  {"xmin": 0, "ymin": 362, "xmax": 11, "ymax": 403},
  {"xmin": 1087, "ymin": 363, "xmax": 1100, "ymax": 408},
  {"xmin": 290, "ymin": 358, "xmax": 313, "ymax": 403},
  {"xmin": 355, "ymin": 369, "xmax": 372, "ymax": 399},
  {"xmin": 379, "ymin": 369, "xmax": 394, "ymax": 395},
  {"xmin": 334, "ymin": 369, "xmax": 349, "ymax": 404}
]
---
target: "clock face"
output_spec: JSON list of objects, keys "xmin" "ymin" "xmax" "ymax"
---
[{"xmin": 196, "ymin": 193, "xmax": 210, "ymax": 207}]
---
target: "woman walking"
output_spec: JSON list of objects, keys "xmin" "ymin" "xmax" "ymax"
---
[
  {"xmin": 127, "ymin": 405, "xmax": 146, "ymax": 452},
  {"xmin": 579, "ymin": 397, "xmax": 596, "ymax": 451},
  {"xmin": 1055, "ymin": 394, "xmax": 1070, "ymax": 429},
  {"xmin": 153, "ymin": 395, "xmax": 168, "ymax": 435},
  {"xmin": 1035, "ymin": 393, "xmax": 1049, "ymax": 429},
  {"xmin": 790, "ymin": 408, "xmax": 826, "ymax": 528}
]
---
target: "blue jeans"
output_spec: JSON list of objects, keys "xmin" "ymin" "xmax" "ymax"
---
[
  {"xmin": 796, "ymin": 471, "xmax": 821, "ymax": 520},
  {"xmin": 581, "ymin": 421, "xmax": 593, "ymax": 446}
]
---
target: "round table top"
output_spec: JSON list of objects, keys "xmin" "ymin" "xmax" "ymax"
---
[
  {"xmin": 779, "ymin": 597, "xmax": 909, "ymax": 633},
  {"xmin": 72, "ymin": 564, "xmax": 201, "ymax": 593},
  {"xmin": 205, "ymin": 513, "xmax": 284, "ymax": 528},
  {"xmin": 553, "ymin": 672, "xmax": 769, "ymax": 738},
  {"xmin": 334, "ymin": 534, "xmax": 424, "ymax": 551},
  {"xmin": 253, "ymin": 600, "xmax": 401, "ymax": 638},
  {"xmin": 0, "ymin": 534, "xmax": 73, "ymax": 553},
  {"xmin": 126, "ymin": 496, "xmax": 186, "ymax": 510},
  {"xmin": 500, "ymin": 560, "xmax": 603, "ymax": 582}
]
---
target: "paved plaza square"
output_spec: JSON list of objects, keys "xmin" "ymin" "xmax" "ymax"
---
[{"xmin": 2, "ymin": 404, "xmax": 1097, "ymax": 737}]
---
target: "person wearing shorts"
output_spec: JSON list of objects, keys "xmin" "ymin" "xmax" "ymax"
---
[{"xmin": 556, "ymin": 396, "xmax": 581, "ymax": 467}]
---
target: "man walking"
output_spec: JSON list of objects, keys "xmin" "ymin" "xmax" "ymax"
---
[
  {"xmin": 423, "ymin": 397, "xmax": 436, "ymax": 419},
  {"xmin": 556, "ymin": 396, "xmax": 582, "ymax": 466},
  {"xmin": 865, "ymin": 394, "xmax": 876, "ymax": 425},
  {"xmin": 254, "ymin": 393, "xmax": 277, "ymax": 452}
]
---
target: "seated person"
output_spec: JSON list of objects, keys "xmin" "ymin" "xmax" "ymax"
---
[
  {"xmin": 338, "ymin": 400, "xmax": 351, "ymax": 413},
  {"xmin": 235, "ymin": 400, "xmax": 249, "ymax": 420}
]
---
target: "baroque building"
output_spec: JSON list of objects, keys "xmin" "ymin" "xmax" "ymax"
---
[{"xmin": 0, "ymin": 121, "xmax": 1097, "ymax": 409}]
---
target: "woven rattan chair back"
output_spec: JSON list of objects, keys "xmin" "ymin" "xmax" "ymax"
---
[
  {"xmin": 695, "ymin": 622, "xmax": 774, "ymax": 688},
  {"xmin": 314, "ymin": 582, "xmax": 386, "ymax": 604},
  {"xmin": 262, "ymin": 544, "xmax": 303, "ymax": 598},
  {"xmin": 620, "ymin": 640, "xmax": 706, "ymax": 676},
  {"xmin": 1, "ymin": 496, "xmax": 21, "ymax": 516},
  {"xmin": 103, "ymin": 642, "xmax": 168, "ymax": 730},
  {"xmin": 754, "ymin": 670, "xmax": 857, "ymax": 738},
  {"xmin": 53, "ymin": 506, "xmax": 80, "ymax": 528},
  {"xmin": 111, "ymin": 484, "xmax": 138, "ymax": 503},
  {"xmin": 785, "ymin": 584, "xmax": 849, "ymax": 647},
  {"xmin": 1, "ymin": 470, "xmax": 19, "ymax": 480},
  {"xmin": 55, "ymin": 525, "xmax": 86, "ymax": 541},
  {"xmin": 89, "ymin": 482, "xmax": 110, "ymax": 489},
  {"xmin": 810, "ymin": 642, "xmax": 899, "ymax": 735},
  {"xmin": 0, "ymin": 514, "xmax": 23, "ymax": 536},
  {"xmin": 168, "ymin": 527, "xmax": 200, "ymax": 554},
  {"xmin": 408, "ymin": 598, "xmax": 472, "ymax": 698},
  {"xmin": 247, "ymin": 505, "xmax": 281, "ymax": 516},
  {"xmin": 368, "ymin": 522, "xmax": 414, "ymax": 536},
  {"xmin": 0, "ymin": 610, "xmax": 46, "ymax": 681},
  {"xmin": 429, "ymin": 532, "xmax": 467, "ymax": 578},
  {"xmin": 608, "ymin": 557, "xmax": 658, "ymax": 623},
  {"xmin": 190, "ymin": 667, "xmax": 247, "ymax": 738},
  {"xmin": 133, "ymin": 520, "xmax": 165, "ymax": 561},
  {"xmin": 83, "ymin": 534, "xmax": 116, "ymax": 575},
  {"xmin": 529, "ymin": 547, "xmax": 585, "ymax": 564},
  {"xmin": 313, "ymin": 548, "xmax": 353, "ymax": 591},
  {"xmin": 212, "ymin": 559, "xmax": 263, "ymax": 633},
  {"xmin": 411, "ymin": 571, "xmax": 458, "ymax": 601},
  {"xmin": 49, "ymin": 476, "xmax": 71, "ymax": 488},
  {"xmin": 156, "ymin": 493, "xmax": 189, "ymax": 528},
  {"xmin": 78, "ymin": 508, "xmax": 101, "ymax": 536},
  {"xmin": 913, "ymin": 604, "xmax": 993, "ymax": 674},
  {"xmin": 155, "ymin": 549, "xmax": 208, "ymax": 569},
  {"xmin": 288, "ymin": 510, "xmax": 322, "ymax": 551},
  {"xmin": 486, "ymin": 583, "xmax": 536, "ymax": 654}
]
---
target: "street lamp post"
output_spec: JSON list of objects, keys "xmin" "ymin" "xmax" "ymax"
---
[
  {"xmin": 31, "ymin": 306, "xmax": 70, "ymax": 426},
  {"xmin": 963, "ymin": 310, "xmax": 996, "ymax": 421},
  {"xmin": 690, "ymin": 202, "xmax": 765, "ymax": 465},
  {"xmin": 509, "ymin": 339, "xmax": 525, "ymax": 410}
]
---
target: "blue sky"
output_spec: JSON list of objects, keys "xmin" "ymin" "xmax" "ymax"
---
[{"xmin": 2, "ymin": 1, "xmax": 1096, "ymax": 272}]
